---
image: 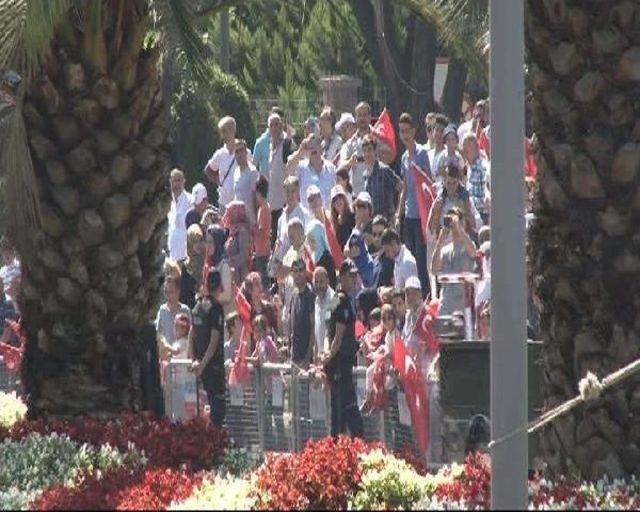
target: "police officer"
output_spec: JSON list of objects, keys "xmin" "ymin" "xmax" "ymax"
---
[
  {"xmin": 189, "ymin": 269, "xmax": 226, "ymax": 428},
  {"xmin": 322, "ymin": 259, "xmax": 364, "ymax": 438}
]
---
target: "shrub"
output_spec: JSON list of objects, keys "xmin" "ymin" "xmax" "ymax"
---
[
  {"xmin": 170, "ymin": 474, "xmax": 258, "ymax": 510},
  {"xmin": 5, "ymin": 412, "xmax": 228, "ymax": 471},
  {"xmin": 0, "ymin": 433, "xmax": 144, "ymax": 510},
  {"xmin": 254, "ymin": 436, "xmax": 375, "ymax": 510},
  {"xmin": 218, "ymin": 447, "xmax": 265, "ymax": 478},
  {"xmin": 0, "ymin": 391, "xmax": 26, "ymax": 429},
  {"xmin": 34, "ymin": 467, "xmax": 202, "ymax": 511},
  {"xmin": 350, "ymin": 449, "xmax": 439, "ymax": 510}
]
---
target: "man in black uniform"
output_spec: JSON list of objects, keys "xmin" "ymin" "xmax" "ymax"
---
[
  {"xmin": 323, "ymin": 259, "xmax": 364, "ymax": 438},
  {"xmin": 190, "ymin": 269, "xmax": 226, "ymax": 428}
]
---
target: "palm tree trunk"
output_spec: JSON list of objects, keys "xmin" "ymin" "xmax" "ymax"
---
[
  {"xmin": 21, "ymin": 2, "xmax": 170, "ymax": 419},
  {"xmin": 527, "ymin": 0, "xmax": 640, "ymax": 480}
]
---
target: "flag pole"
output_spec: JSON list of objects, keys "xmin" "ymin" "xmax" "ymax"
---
[{"xmin": 489, "ymin": 0, "xmax": 528, "ymax": 509}]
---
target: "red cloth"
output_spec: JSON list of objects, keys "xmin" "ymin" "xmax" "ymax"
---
[
  {"xmin": 228, "ymin": 326, "xmax": 251, "ymax": 386},
  {"xmin": 363, "ymin": 325, "xmax": 386, "ymax": 355},
  {"xmin": 234, "ymin": 286, "xmax": 253, "ymax": 335},
  {"xmin": 411, "ymin": 162, "xmax": 436, "ymax": 244},
  {"xmin": 478, "ymin": 126, "xmax": 491, "ymax": 159},
  {"xmin": 372, "ymin": 108, "xmax": 398, "ymax": 161},
  {"xmin": 392, "ymin": 334, "xmax": 429, "ymax": 457},
  {"xmin": 413, "ymin": 299, "xmax": 442, "ymax": 357},
  {"xmin": 324, "ymin": 216, "xmax": 344, "ymax": 268},
  {"xmin": 355, "ymin": 320, "xmax": 367, "ymax": 340},
  {"xmin": 0, "ymin": 321, "xmax": 26, "ymax": 375}
]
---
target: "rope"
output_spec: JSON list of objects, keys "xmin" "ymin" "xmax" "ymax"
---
[{"xmin": 488, "ymin": 357, "xmax": 640, "ymax": 449}]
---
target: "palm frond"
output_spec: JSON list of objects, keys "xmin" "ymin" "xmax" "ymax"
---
[
  {"xmin": 397, "ymin": 0, "xmax": 488, "ymax": 82},
  {"xmin": 0, "ymin": 0, "xmax": 71, "ymax": 85},
  {"xmin": 152, "ymin": 0, "xmax": 215, "ymax": 82}
]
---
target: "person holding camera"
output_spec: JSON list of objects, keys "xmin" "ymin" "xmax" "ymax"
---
[
  {"xmin": 339, "ymin": 102, "xmax": 373, "ymax": 195},
  {"xmin": 429, "ymin": 163, "xmax": 476, "ymax": 237},
  {"xmin": 430, "ymin": 207, "xmax": 477, "ymax": 316}
]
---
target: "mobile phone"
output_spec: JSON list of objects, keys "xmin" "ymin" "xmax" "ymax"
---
[{"xmin": 356, "ymin": 156, "xmax": 365, "ymax": 163}]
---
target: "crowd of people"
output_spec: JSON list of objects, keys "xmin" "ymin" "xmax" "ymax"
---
[{"xmin": 161, "ymin": 98, "xmax": 539, "ymax": 461}]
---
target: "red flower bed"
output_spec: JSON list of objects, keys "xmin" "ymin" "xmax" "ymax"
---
[
  {"xmin": 254, "ymin": 436, "xmax": 376, "ymax": 510},
  {"xmin": 435, "ymin": 452, "xmax": 491, "ymax": 508},
  {"xmin": 3, "ymin": 411, "xmax": 228, "ymax": 471},
  {"xmin": 395, "ymin": 445, "xmax": 428, "ymax": 476},
  {"xmin": 34, "ymin": 467, "xmax": 202, "ymax": 510}
]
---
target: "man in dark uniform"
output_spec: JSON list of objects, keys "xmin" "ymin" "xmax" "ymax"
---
[
  {"xmin": 189, "ymin": 269, "xmax": 226, "ymax": 428},
  {"xmin": 322, "ymin": 259, "xmax": 364, "ymax": 438}
]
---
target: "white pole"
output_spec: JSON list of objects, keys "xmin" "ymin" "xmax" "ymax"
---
[{"xmin": 489, "ymin": 0, "xmax": 528, "ymax": 509}]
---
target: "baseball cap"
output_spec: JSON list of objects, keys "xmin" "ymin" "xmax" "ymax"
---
[
  {"xmin": 355, "ymin": 191, "xmax": 372, "ymax": 205},
  {"xmin": 306, "ymin": 184, "xmax": 321, "ymax": 199},
  {"xmin": 339, "ymin": 258, "xmax": 359, "ymax": 275},
  {"xmin": 335, "ymin": 113, "xmax": 355, "ymax": 132},
  {"xmin": 191, "ymin": 183, "xmax": 208, "ymax": 206},
  {"xmin": 405, "ymin": 276, "xmax": 421, "ymax": 290}
]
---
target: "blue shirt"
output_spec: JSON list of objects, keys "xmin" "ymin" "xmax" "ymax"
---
[
  {"xmin": 401, "ymin": 145, "xmax": 432, "ymax": 219},
  {"xmin": 252, "ymin": 130, "xmax": 270, "ymax": 176}
]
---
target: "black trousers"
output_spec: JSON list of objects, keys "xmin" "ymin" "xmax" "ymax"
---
[
  {"xmin": 270, "ymin": 208, "xmax": 282, "ymax": 248},
  {"xmin": 202, "ymin": 370, "xmax": 226, "ymax": 428},
  {"xmin": 329, "ymin": 367, "xmax": 364, "ymax": 438}
]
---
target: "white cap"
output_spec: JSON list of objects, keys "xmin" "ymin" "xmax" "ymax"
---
[
  {"xmin": 191, "ymin": 183, "xmax": 208, "ymax": 206},
  {"xmin": 306, "ymin": 184, "xmax": 321, "ymax": 199},
  {"xmin": 335, "ymin": 112, "xmax": 355, "ymax": 132},
  {"xmin": 405, "ymin": 276, "xmax": 421, "ymax": 290},
  {"xmin": 355, "ymin": 191, "xmax": 372, "ymax": 205}
]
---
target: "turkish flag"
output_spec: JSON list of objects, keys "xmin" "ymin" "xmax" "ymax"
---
[
  {"xmin": 324, "ymin": 216, "xmax": 344, "ymax": 269},
  {"xmin": 234, "ymin": 286, "xmax": 253, "ymax": 334},
  {"xmin": 372, "ymin": 108, "xmax": 397, "ymax": 161},
  {"xmin": 392, "ymin": 333, "xmax": 430, "ymax": 457},
  {"xmin": 411, "ymin": 162, "xmax": 436, "ymax": 244},
  {"xmin": 228, "ymin": 326, "xmax": 251, "ymax": 386},
  {"xmin": 413, "ymin": 299, "xmax": 442, "ymax": 356}
]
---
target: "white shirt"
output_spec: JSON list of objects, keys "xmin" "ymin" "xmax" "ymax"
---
[
  {"xmin": 168, "ymin": 190, "xmax": 192, "ymax": 261},
  {"xmin": 427, "ymin": 148, "xmax": 445, "ymax": 174},
  {"xmin": 269, "ymin": 141, "xmax": 287, "ymax": 210},
  {"xmin": 232, "ymin": 165, "xmax": 259, "ymax": 224},
  {"xmin": 314, "ymin": 287, "xmax": 336, "ymax": 355},
  {"xmin": 393, "ymin": 245, "xmax": 418, "ymax": 289},
  {"xmin": 323, "ymin": 133, "xmax": 343, "ymax": 162},
  {"xmin": 339, "ymin": 130, "xmax": 371, "ymax": 195},
  {"xmin": 207, "ymin": 146, "xmax": 237, "ymax": 210},
  {"xmin": 276, "ymin": 203, "xmax": 310, "ymax": 250},
  {"xmin": 0, "ymin": 257, "xmax": 20, "ymax": 292},
  {"xmin": 458, "ymin": 120, "xmax": 474, "ymax": 141},
  {"xmin": 294, "ymin": 159, "xmax": 336, "ymax": 209}
]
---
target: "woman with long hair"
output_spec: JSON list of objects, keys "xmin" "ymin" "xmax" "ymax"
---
[
  {"xmin": 240, "ymin": 271, "xmax": 281, "ymax": 340},
  {"xmin": 330, "ymin": 185, "xmax": 355, "ymax": 250}
]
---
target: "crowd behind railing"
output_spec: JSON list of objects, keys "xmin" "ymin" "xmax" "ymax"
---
[{"xmin": 162, "ymin": 97, "xmax": 540, "ymax": 464}]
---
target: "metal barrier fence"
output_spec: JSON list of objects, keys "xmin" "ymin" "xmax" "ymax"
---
[{"xmin": 210, "ymin": 362, "xmax": 420, "ymax": 456}]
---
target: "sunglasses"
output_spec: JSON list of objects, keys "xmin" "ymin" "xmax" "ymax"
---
[
  {"xmin": 355, "ymin": 203, "xmax": 368, "ymax": 209},
  {"xmin": 372, "ymin": 231, "xmax": 384, "ymax": 237}
]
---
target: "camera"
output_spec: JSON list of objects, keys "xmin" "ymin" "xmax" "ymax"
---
[{"xmin": 356, "ymin": 155, "xmax": 365, "ymax": 163}]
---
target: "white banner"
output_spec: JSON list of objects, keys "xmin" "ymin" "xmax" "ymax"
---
[
  {"xmin": 397, "ymin": 390, "xmax": 411, "ymax": 426},
  {"xmin": 229, "ymin": 384, "xmax": 244, "ymax": 406},
  {"xmin": 309, "ymin": 383, "xmax": 327, "ymax": 421}
]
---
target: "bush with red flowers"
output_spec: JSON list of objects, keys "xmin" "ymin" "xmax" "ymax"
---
[
  {"xmin": 433, "ymin": 451, "xmax": 491, "ymax": 508},
  {"xmin": 3, "ymin": 412, "xmax": 228, "ymax": 470},
  {"xmin": 34, "ymin": 467, "xmax": 203, "ymax": 511},
  {"xmin": 253, "ymin": 436, "xmax": 378, "ymax": 510}
]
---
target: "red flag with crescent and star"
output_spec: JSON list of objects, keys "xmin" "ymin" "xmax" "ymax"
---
[
  {"xmin": 411, "ymin": 162, "xmax": 436, "ymax": 244},
  {"xmin": 372, "ymin": 108, "xmax": 398, "ymax": 161}
]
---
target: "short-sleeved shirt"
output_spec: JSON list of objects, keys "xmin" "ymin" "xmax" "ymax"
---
[
  {"xmin": 340, "ymin": 131, "xmax": 371, "ymax": 195},
  {"xmin": 440, "ymin": 242, "xmax": 475, "ymax": 316},
  {"xmin": 327, "ymin": 291, "xmax": 357, "ymax": 371},
  {"xmin": 191, "ymin": 298, "xmax": 225, "ymax": 372},
  {"xmin": 156, "ymin": 302, "xmax": 191, "ymax": 347},
  {"xmin": 364, "ymin": 161, "xmax": 400, "ymax": 219},
  {"xmin": 288, "ymin": 284, "xmax": 315, "ymax": 364},
  {"xmin": 295, "ymin": 159, "xmax": 336, "ymax": 209},
  {"xmin": 401, "ymin": 145, "xmax": 431, "ymax": 219},
  {"xmin": 252, "ymin": 130, "xmax": 270, "ymax": 176},
  {"xmin": 232, "ymin": 165, "xmax": 259, "ymax": 223},
  {"xmin": 207, "ymin": 146, "xmax": 237, "ymax": 209},
  {"xmin": 467, "ymin": 157, "xmax": 490, "ymax": 214}
]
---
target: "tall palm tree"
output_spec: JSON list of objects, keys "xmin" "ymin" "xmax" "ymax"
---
[
  {"xmin": 526, "ymin": 0, "xmax": 640, "ymax": 480},
  {"xmin": 0, "ymin": 0, "xmax": 218, "ymax": 418}
]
